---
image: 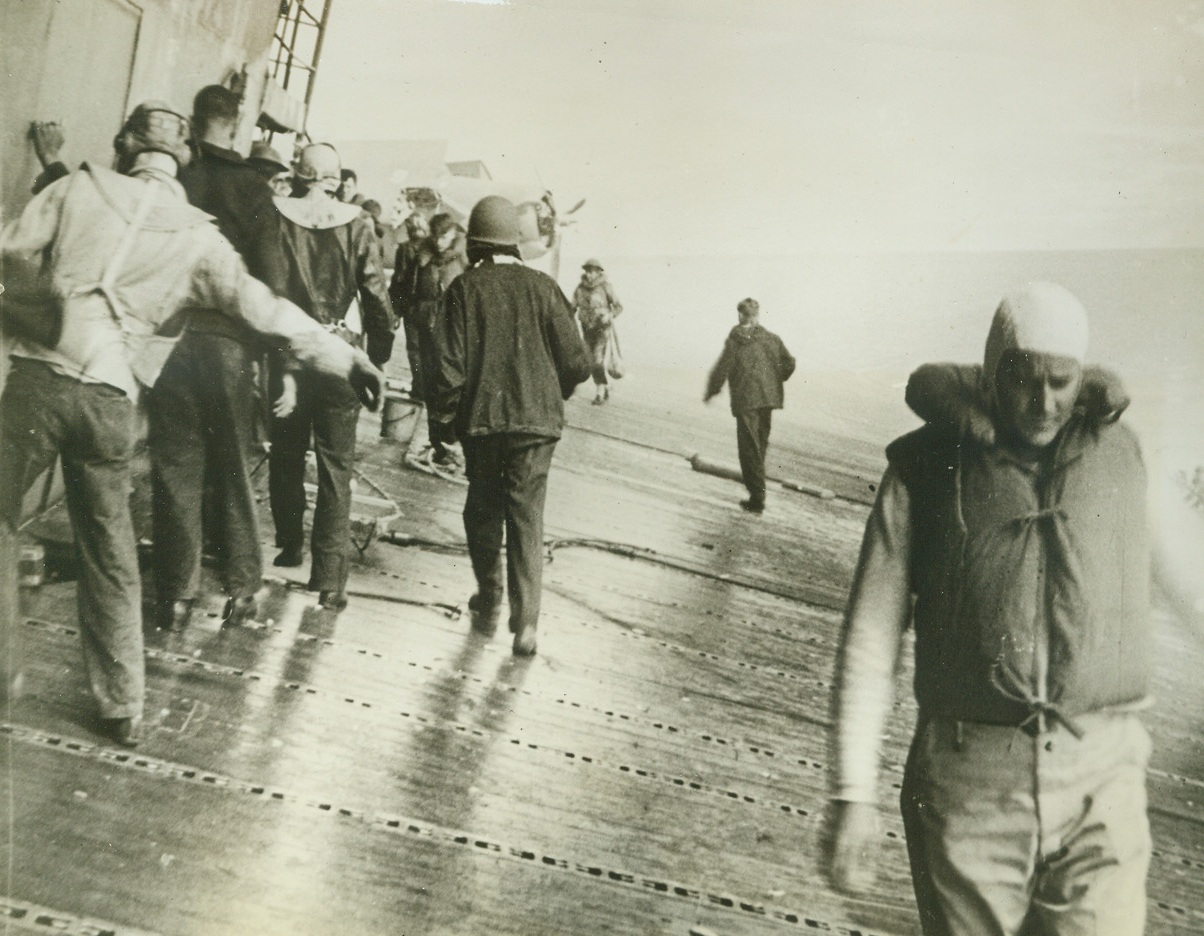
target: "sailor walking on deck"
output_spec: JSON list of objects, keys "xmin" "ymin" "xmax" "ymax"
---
[
  {"xmin": 0, "ymin": 102, "xmax": 385, "ymax": 746},
  {"xmin": 827, "ymin": 282, "xmax": 1204, "ymax": 935},
  {"xmin": 267, "ymin": 143, "xmax": 395, "ymax": 611},
  {"xmin": 572, "ymin": 258, "xmax": 623, "ymax": 405},
  {"xmin": 395, "ymin": 212, "xmax": 468, "ymax": 475},
  {"xmin": 704, "ymin": 298, "xmax": 796, "ymax": 513},
  {"xmin": 145, "ymin": 84, "xmax": 287, "ymax": 633},
  {"xmin": 428, "ymin": 195, "xmax": 591, "ymax": 655}
]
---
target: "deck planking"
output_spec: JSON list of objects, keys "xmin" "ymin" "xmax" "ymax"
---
[{"xmin": 3, "ymin": 370, "xmax": 1203, "ymax": 935}]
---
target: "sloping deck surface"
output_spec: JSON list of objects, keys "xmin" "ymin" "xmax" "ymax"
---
[{"xmin": 3, "ymin": 368, "xmax": 1203, "ymax": 936}]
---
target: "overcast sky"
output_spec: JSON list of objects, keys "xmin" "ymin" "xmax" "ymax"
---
[{"xmin": 309, "ymin": 0, "xmax": 1204, "ymax": 257}]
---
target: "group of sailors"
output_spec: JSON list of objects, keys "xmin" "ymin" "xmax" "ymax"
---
[{"xmin": 3, "ymin": 82, "xmax": 1204, "ymax": 936}]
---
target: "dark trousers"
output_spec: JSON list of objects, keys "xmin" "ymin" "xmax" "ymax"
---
[
  {"xmin": 417, "ymin": 320, "xmax": 448, "ymax": 459},
  {"xmin": 462, "ymin": 435, "xmax": 557, "ymax": 633},
  {"xmin": 268, "ymin": 369, "xmax": 360, "ymax": 593},
  {"xmin": 402, "ymin": 317, "xmax": 424, "ymax": 402},
  {"xmin": 735, "ymin": 408, "xmax": 772, "ymax": 505},
  {"xmin": 145, "ymin": 332, "xmax": 262, "ymax": 603},
  {"xmin": 583, "ymin": 325, "xmax": 609, "ymax": 386},
  {"xmin": 0, "ymin": 359, "xmax": 144, "ymax": 719}
]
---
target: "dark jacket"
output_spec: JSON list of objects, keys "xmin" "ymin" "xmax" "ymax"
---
[
  {"xmin": 178, "ymin": 141, "xmax": 287, "ymax": 342},
  {"xmin": 405, "ymin": 236, "xmax": 468, "ymax": 331},
  {"xmin": 275, "ymin": 207, "xmax": 395, "ymax": 368},
  {"xmin": 705, "ymin": 325, "xmax": 796, "ymax": 415},
  {"xmin": 430, "ymin": 260, "xmax": 591, "ymax": 440},
  {"xmin": 388, "ymin": 239, "xmax": 424, "ymax": 324}
]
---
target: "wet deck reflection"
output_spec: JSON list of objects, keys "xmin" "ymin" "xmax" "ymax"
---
[{"xmin": 4, "ymin": 373, "xmax": 1203, "ymax": 935}]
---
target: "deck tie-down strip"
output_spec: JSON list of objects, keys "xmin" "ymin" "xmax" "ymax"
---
[
  {"xmin": 1, "ymin": 722, "xmax": 899, "ymax": 935},
  {"xmin": 0, "ymin": 896, "xmax": 165, "ymax": 936},
  {"xmin": 6, "ymin": 718, "xmax": 1202, "ymax": 925},
  {"xmin": 8, "ymin": 722, "xmax": 1199, "ymax": 929},
  {"xmin": 22, "ymin": 619, "xmax": 815, "ymax": 820},
  {"xmin": 30, "ymin": 616, "xmax": 1204, "ymax": 835},
  {"xmin": 29, "ymin": 615, "xmax": 833, "ymax": 775}
]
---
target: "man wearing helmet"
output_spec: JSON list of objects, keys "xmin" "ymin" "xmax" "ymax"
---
[
  {"xmin": 427, "ymin": 195, "xmax": 590, "ymax": 656},
  {"xmin": 826, "ymin": 283, "xmax": 1203, "ymax": 934},
  {"xmin": 0, "ymin": 102, "xmax": 385, "ymax": 747},
  {"xmin": 267, "ymin": 142, "xmax": 394, "ymax": 611},
  {"xmin": 572, "ymin": 258, "xmax": 623, "ymax": 405}
]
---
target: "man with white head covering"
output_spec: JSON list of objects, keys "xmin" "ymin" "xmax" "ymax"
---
[{"xmin": 825, "ymin": 283, "xmax": 1200, "ymax": 934}]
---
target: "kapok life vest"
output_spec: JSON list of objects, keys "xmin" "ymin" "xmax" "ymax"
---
[{"xmin": 886, "ymin": 416, "xmax": 1151, "ymax": 729}]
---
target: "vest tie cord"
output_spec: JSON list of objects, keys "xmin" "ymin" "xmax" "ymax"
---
[
  {"xmin": 990, "ymin": 660, "xmax": 1085, "ymax": 739},
  {"xmin": 1008, "ymin": 504, "xmax": 1091, "ymax": 689}
]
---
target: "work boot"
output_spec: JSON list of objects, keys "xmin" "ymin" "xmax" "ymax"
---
[
  {"xmin": 468, "ymin": 592, "xmax": 501, "ymax": 635},
  {"xmin": 222, "ymin": 594, "xmax": 259, "ymax": 628},
  {"xmin": 273, "ymin": 546, "xmax": 303, "ymax": 568},
  {"xmin": 158, "ymin": 599, "xmax": 193, "ymax": 631},
  {"xmin": 739, "ymin": 498, "xmax": 765, "ymax": 514},
  {"xmin": 512, "ymin": 624, "xmax": 538, "ymax": 657},
  {"xmin": 102, "ymin": 715, "xmax": 144, "ymax": 748},
  {"xmin": 318, "ymin": 589, "xmax": 348, "ymax": 612}
]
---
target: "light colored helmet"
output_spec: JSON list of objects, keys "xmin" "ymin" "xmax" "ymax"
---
[{"xmin": 293, "ymin": 142, "xmax": 342, "ymax": 194}]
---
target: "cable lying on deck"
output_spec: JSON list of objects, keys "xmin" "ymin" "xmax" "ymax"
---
[{"xmin": 379, "ymin": 531, "xmax": 840, "ymax": 611}]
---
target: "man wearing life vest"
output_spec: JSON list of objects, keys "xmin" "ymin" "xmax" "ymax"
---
[{"xmin": 826, "ymin": 282, "xmax": 1200, "ymax": 935}]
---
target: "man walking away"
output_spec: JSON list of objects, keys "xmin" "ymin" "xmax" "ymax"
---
[
  {"xmin": 268, "ymin": 143, "xmax": 394, "ymax": 611},
  {"xmin": 0, "ymin": 101, "xmax": 384, "ymax": 746},
  {"xmin": 146, "ymin": 84, "xmax": 286, "ymax": 632},
  {"xmin": 704, "ymin": 298, "xmax": 795, "ymax": 513},
  {"xmin": 428, "ymin": 196, "xmax": 590, "ymax": 655}
]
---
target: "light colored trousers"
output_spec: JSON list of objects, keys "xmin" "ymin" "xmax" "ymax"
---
[{"xmin": 901, "ymin": 711, "xmax": 1151, "ymax": 936}]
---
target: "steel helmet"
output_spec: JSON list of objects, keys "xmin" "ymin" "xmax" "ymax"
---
[{"xmin": 467, "ymin": 195, "xmax": 521, "ymax": 246}]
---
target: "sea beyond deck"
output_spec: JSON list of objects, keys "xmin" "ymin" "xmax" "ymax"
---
[{"xmin": 3, "ymin": 366, "xmax": 1202, "ymax": 936}]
